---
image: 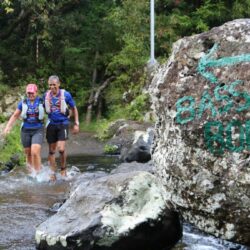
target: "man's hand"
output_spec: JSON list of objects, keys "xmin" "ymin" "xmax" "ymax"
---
[{"xmin": 72, "ymin": 124, "xmax": 79, "ymax": 134}]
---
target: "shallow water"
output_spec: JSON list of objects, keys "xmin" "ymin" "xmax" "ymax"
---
[
  {"xmin": 0, "ymin": 155, "xmax": 249, "ymax": 250},
  {"xmin": 0, "ymin": 169, "xmax": 68, "ymax": 250},
  {"xmin": 173, "ymin": 223, "xmax": 249, "ymax": 250},
  {"xmin": 0, "ymin": 155, "xmax": 120, "ymax": 250}
]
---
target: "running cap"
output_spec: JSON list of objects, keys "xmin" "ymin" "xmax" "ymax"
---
[{"xmin": 26, "ymin": 83, "xmax": 38, "ymax": 94}]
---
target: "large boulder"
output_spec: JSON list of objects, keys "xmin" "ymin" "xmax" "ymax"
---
[
  {"xmin": 106, "ymin": 120, "xmax": 153, "ymax": 157},
  {"xmin": 149, "ymin": 19, "xmax": 250, "ymax": 246},
  {"xmin": 35, "ymin": 171, "xmax": 182, "ymax": 250},
  {"xmin": 110, "ymin": 161, "xmax": 154, "ymax": 175},
  {"xmin": 120, "ymin": 128, "xmax": 154, "ymax": 163}
]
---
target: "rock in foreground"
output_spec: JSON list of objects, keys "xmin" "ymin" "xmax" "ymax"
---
[{"xmin": 36, "ymin": 171, "xmax": 182, "ymax": 250}]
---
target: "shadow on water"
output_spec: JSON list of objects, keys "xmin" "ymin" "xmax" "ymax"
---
[{"xmin": 0, "ymin": 154, "xmax": 249, "ymax": 250}]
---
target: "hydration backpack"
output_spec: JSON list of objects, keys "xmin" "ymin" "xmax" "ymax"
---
[
  {"xmin": 20, "ymin": 97, "xmax": 44, "ymax": 121},
  {"xmin": 44, "ymin": 89, "xmax": 68, "ymax": 115}
]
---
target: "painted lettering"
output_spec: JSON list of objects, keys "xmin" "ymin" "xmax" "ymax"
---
[
  {"xmin": 204, "ymin": 121, "xmax": 225, "ymax": 155},
  {"xmin": 225, "ymin": 120, "xmax": 244, "ymax": 152},
  {"xmin": 245, "ymin": 121, "xmax": 250, "ymax": 150},
  {"xmin": 197, "ymin": 43, "xmax": 250, "ymax": 84},
  {"xmin": 198, "ymin": 91, "xmax": 217, "ymax": 119},
  {"xmin": 214, "ymin": 84, "xmax": 233, "ymax": 114},
  {"xmin": 204, "ymin": 120, "xmax": 248, "ymax": 154},
  {"xmin": 228, "ymin": 80, "xmax": 250, "ymax": 112},
  {"xmin": 174, "ymin": 43, "xmax": 250, "ymax": 155},
  {"xmin": 176, "ymin": 96, "xmax": 195, "ymax": 124}
]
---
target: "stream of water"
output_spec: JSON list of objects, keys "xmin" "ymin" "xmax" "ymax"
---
[{"xmin": 0, "ymin": 155, "xmax": 248, "ymax": 250}]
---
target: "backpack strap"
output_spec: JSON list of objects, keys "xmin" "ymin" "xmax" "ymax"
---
[
  {"xmin": 44, "ymin": 90, "xmax": 51, "ymax": 113},
  {"xmin": 38, "ymin": 97, "xmax": 45, "ymax": 120},
  {"xmin": 60, "ymin": 89, "xmax": 67, "ymax": 114},
  {"xmin": 20, "ymin": 98, "xmax": 28, "ymax": 119}
]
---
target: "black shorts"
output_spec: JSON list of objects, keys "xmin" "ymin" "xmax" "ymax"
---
[
  {"xmin": 21, "ymin": 127, "xmax": 44, "ymax": 148},
  {"xmin": 46, "ymin": 123, "xmax": 69, "ymax": 144}
]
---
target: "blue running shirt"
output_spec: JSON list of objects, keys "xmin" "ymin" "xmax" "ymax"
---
[{"xmin": 44, "ymin": 89, "xmax": 76, "ymax": 125}]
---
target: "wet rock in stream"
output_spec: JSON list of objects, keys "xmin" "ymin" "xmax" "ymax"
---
[{"xmin": 36, "ymin": 166, "xmax": 182, "ymax": 250}]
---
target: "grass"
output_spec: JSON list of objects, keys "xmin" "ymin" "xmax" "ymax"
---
[
  {"xmin": 79, "ymin": 118, "xmax": 112, "ymax": 140},
  {"xmin": 0, "ymin": 122, "xmax": 25, "ymax": 165}
]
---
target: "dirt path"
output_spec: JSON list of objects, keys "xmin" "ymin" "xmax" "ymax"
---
[{"xmin": 41, "ymin": 131, "xmax": 105, "ymax": 159}]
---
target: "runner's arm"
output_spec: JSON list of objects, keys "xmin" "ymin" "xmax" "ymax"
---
[
  {"xmin": 3, "ymin": 109, "xmax": 22, "ymax": 135},
  {"xmin": 71, "ymin": 106, "xmax": 79, "ymax": 134}
]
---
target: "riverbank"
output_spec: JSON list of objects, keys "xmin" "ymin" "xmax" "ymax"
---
[{"xmin": 41, "ymin": 131, "xmax": 105, "ymax": 159}]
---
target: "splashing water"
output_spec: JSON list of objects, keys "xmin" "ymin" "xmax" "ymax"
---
[
  {"xmin": 0, "ymin": 163, "xmax": 82, "ymax": 250},
  {"xmin": 27, "ymin": 165, "xmax": 81, "ymax": 183}
]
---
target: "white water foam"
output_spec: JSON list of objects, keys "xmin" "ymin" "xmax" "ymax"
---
[
  {"xmin": 29, "ymin": 165, "xmax": 81, "ymax": 183},
  {"xmin": 179, "ymin": 224, "xmax": 249, "ymax": 250},
  {"xmin": 0, "ymin": 165, "xmax": 81, "ymax": 194}
]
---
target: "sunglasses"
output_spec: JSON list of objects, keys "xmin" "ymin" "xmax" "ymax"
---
[{"xmin": 27, "ymin": 92, "xmax": 35, "ymax": 95}]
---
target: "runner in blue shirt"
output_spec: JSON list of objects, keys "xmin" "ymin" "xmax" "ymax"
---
[
  {"xmin": 44, "ymin": 75, "xmax": 79, "ymax": 181},
  {"xmin": 3, "ymin": 83, "xmax": 44, "ymax": 174}
]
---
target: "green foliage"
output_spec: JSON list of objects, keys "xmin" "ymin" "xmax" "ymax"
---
[
  {"xmin": 0, "ymin": 123, "xmax": 25, "ymax": 164},
  {"xmin": 0, "ymin": 84, "xmax": 8, "ymax": 96},
  {"xmin": 108, "ymin": 36, "xmax": 148, "ymax": 75},
  {"xmin": 74, "ymin": 87, "xmax": 90, "ymax": 109},
  {"xmin": 232, "ymin": 0, "xmax": 250, "ymax": 18},
  {"xmin": 0, "ymin": 114, "xmax": 7, "ymax": 123},
  {"xmin": 127, "ymin": 93, "xmax": 150, "ymax": 121},
  {"xmin": 0, "ymin": 0, "xmax": 14, "ymax": 13},
  {"xmin": 105, "ymin": 104, "xmax": 129, "ymax": 121},
  {"xmin": 193, "ymin": 0, "xmax": 228, "ymax": 31},
  {"xmin": 79, "ymin": 117, "xmax": 115, "ymax": 141},
  {"xmin": 103, "ymin": 144, "xmax": 119, "ymax": 155},
  {"xmin": 106, "ymin": 93, "xmax": 150, "ymax": 122},
  {"xmin": 80, "ymin": 118, "xmax": 105, "ymax": 133},
  {"xmin": 1, "ymin": 0, "xmax": 250, "ymax": 126}
]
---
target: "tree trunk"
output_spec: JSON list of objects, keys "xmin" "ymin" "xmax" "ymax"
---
[
  {"xmin": 85, "ymin": 50, "xmax": 99, "ymax": 124},
  {"xmin": 85, "ymin": 103, "xmax": 93, "ymax": 125},
  {"xmin": 36, "ymin": 37, "xmax": 39, "ymax": 64},
  {"xmin": 96, "ymin": 97, "xmax": 103, "ymax": 120}
]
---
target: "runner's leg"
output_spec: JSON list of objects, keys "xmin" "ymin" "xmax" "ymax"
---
[
  {"xmin": 46, "ymin": 124, "xmax": 58, "ymax": 180},
  {"xmin": 31, "ymin": 128, "xmax": 44, "ymax": 173},
  {"xmin": 57, "ymin": 140, "xmax": 66, "ymax": 176},
  {"xmin": 24, "ymin": 147, "xmax": 32, "ymax": 172},
  {"xmin": 31, "ymin": 144, "xmax": 42, "ymax": 172},
  {"xmin": 57, "ymin": 124, "xmax": 68, "ymax": 177},
  {"xmin": 21, "ymin": 128, "xmax": 32, "ymax": 172},
  {"xmin": 48, "ymin": 143, "xmax": 57, "ymax": 180}
]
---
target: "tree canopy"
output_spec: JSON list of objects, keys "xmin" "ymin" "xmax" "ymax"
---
[{"xmin": 1, "ymin": 0, "xmax": 250, "ymax": 122}]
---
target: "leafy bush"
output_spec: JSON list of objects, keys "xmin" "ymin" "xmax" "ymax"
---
[
  {"xmin": 0, "ymin": 84, "xmax": 9, "ymax": 96},
  {"xmin": 127, "ymin": 93, "xmax": 150, "ymax": 121},
  {"xmin": 104, "ymin": 144, "xmax": 119, "ymax": 155},
  {"xmin": 0, "ymin": 114, "xmax": 7, "ymax": 123},
  {"xmin": 0, "ymin": 123, "xmax": 25, "ymax": 164}
]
